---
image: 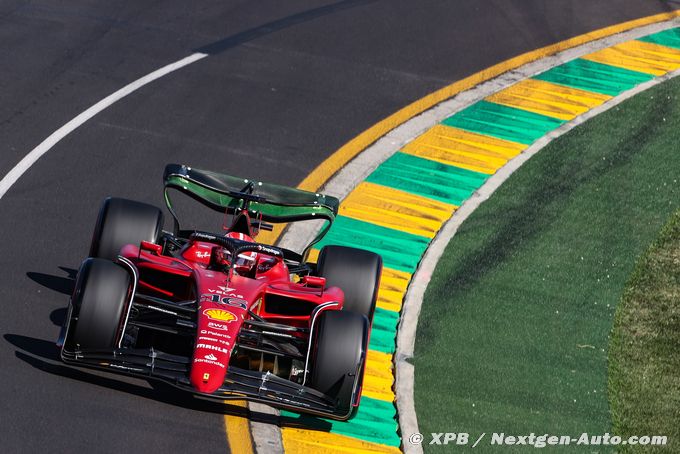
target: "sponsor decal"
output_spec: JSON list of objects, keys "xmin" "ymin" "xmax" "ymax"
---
[
  {"xmin": 215, "ymin": 338, "xmax": 232, "ymax": 347},
  {"xmin": 193, "ymin": 358, "xmax": 225, "ymax": 368},
  {"xmin": 196, "ymin": 251, "xmax": 210, "ymax": 259},
  {"xmin": 192, "ymin": 232, "xmax": 216, "ymax": 242},
  {"xmin": 200, "ymin": 329, "xmax": 232, "ymax": 339},
  {"xmin": 203, "ymin": 308, "xmax": 237, "ymax": 323},
  {"xmin": 201, "ymin": 286, "xmax": 242, "ymax": 297},
  {"xmin": 198, "ymin": 333, "xmax": 231, "ymax": 346},
  {"xmin": 207, "ymin": 321, "xmax": 230, "ymax": 331},
  {"xmin": 204, "ymin": 353, "xmax": 218, "ymax": 361},
  {"xmin": 196, "ymin": 343, "xmax": 229, "ymax": 354},
  {"xmin": 257, "ymin": 244, "xmax": 281, "ymax": 256}
]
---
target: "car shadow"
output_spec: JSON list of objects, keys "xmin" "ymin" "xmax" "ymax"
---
[
  {"xmin": 26, "ymin": 266, "xmax": 77, "ymax": 296},
  {"xmin": 26, "ymin": 266, "xmax": 75, "ymax": 327},
  {"xmin": 49, "ymin": 307, "xmax": 67, "ymax": 327},
  {"xmin": 3, "ymin": 333, "xmax": 260, "ymax": 418},
  {"xmin": 194, "ymin": 0, "xmax": 377, "ymax": 55},
  {"xmin": 278, "ymin": 412, "xmax": 334, "ymax": 431}
]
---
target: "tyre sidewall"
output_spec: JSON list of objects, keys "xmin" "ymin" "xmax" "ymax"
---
[{"xmin": 310, "ymin": 310, "xmax": 368, "ymax": 417}]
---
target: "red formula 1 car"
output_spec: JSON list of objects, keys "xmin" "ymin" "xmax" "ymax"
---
[{"xmin": 58, "ymin": 164, "xmax": 382, "ymax": 420}]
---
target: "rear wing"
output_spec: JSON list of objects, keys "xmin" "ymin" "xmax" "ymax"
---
[{"xmin": 163, "ymin": 164, "xmax": 339, "ymax": 255}]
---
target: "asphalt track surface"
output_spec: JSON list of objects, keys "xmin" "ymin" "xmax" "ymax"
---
[{"xmin": 1, "ymin": 1, "xmax": 677, "ymax": 452}]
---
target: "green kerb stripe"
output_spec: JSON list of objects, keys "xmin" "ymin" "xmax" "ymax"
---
[
  {"xmin": 638, "ymin": 27, "xmax": 680, "ymax": 50},
  {"xmin": 366, "ymin": 152, "xmax": 488, "ymax": 206},
  {"xmin": 315, "ymin": 215, "xmax": 429, "ymax": 273},
  {"xmin": 441, "ymin": 100, "xmax": 565, "ymax": 145},
  {"xmin": 533, "ymin": 58, "xmax": 654, "ymax": 96},
  {"xmin": 369, "ymin": 307, "xmax": 400, "ymax": 354},
  {"xmin": 281, "ymin": 396, "xmax": 401, "ymax": 446}
]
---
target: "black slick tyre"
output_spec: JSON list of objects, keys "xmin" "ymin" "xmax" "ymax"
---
[
  {"xmin": 71, "ymin": 258, "xmax": 131, "ymax": 349},
  {"xmin": 316, "ymin": 245, "xmax": 382, "ymax": 321},
  {"xmin": 90, "ymin": 197, "xmax": 163, "ymax": 260},
  {"xmin": 309, "ymin": 310, "xmax": 368, "ymax": 419}
]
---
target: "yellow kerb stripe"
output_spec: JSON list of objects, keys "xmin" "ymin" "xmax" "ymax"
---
[
  {"xmin": 223, "ymin": 401, "xmax": 254, "ymax": 454},
  {"xmin": 307, "ymin": 248, "xmax": 320, "ymax": 264},
  {"xmin": 402, "ymin": 124, "xmax": 526, "ymax": 174},
  {"xmin": 339, "ymin": 182, "xmax": 456, "ymax": 238},
  {"xmin": 362, "ymin": 350, "xmax": 396, "ymax": 402},
  {"xmin": 281, "ymin": 428, "xmax": 401, "ymax": 453},
  {"xmin": 486, "ymin": 78, "xmax": 612, "ymax": 121},
  {"xmin": 582, "ymin": 39, "xmax": 680, "ymax": 76},
  {"xmin": 377, "ymin": 267, "xmax": 411, "ymax": 313}
]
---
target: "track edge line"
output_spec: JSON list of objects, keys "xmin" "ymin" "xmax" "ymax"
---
[{"xmin": 396, "ymin": 39, "xmax": 680, "ymax": 454}]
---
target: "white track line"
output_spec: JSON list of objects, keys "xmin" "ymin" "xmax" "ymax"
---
[{"xmin": 0, "ymin": 52, "xmax": 207, "ymax": 200}]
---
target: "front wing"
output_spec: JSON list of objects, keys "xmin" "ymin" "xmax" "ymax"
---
[{"xmin": 60, "ymin": 345, "xmax": 360, "ymax": 421}]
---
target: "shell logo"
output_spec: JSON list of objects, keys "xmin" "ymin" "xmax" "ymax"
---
[{"xmin": 203, "ymin": 308, "xmax": 237, "ymax": 323}]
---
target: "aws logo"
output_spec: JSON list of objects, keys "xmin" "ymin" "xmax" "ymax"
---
[{"xmin": 203, "ymin": 308, "xmax": 237, "ymax": 323}]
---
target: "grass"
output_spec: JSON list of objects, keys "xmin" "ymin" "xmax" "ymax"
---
[
  {"xmin": 413, "ymin": 75, "xmax": 680, "ymax": 453},
  {"xmin": 609, "ymin": 210, "xmax": 680, "ymax": 453}
]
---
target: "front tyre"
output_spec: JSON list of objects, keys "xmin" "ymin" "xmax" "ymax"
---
[
  {"xmin": 309, "ymin": 310, "xmax": 368, "ymax": 419},
  {"xmin": 70, "ymin": 258, "xmax": 131, "ymax": 349},
  {"xmin": 90, "ymin": 197, "xmax": 163, "ymax": 260},
  {"xmin": 317, "ymin": 245, "xmax": 382, "ymax": 322}
]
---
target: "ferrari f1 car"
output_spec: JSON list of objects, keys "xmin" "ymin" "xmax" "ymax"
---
[{"xmin": 58, "ymin": 164, "xmax": 382, "ymax": 420}]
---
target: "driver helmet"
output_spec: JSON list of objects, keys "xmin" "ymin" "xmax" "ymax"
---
[{"xmin": 225, "ymin": 231, "xmax": 257, "ymax": 271}]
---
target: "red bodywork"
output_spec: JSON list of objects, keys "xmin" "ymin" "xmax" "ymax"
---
[{"xmin": 120, "ymin": 238, "xmax": 344, "ymax": 395}]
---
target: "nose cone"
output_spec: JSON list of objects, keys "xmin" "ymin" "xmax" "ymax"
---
[
  {"xmin": 191, "ymin": 282, "xmax": 249, "ymax": 394},
  {"xmin": 190, "ymin": 352, "xmax": 229, "ymax": 393}
]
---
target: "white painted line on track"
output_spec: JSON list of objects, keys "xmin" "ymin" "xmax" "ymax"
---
[{"xmin": 0, "ymin": 52, "xmax": 207, "ymax": 200}]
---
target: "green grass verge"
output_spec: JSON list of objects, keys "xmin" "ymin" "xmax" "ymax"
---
[
  {"xmin": 609, "ymin": 210, "xmax": 680, "ymax": 452},
  {"xmin": 414, "ymin": 76, "xmax": 680, "ymax": 453}
]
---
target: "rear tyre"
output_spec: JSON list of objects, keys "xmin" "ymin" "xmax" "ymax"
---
[
  {"xmin": 310, "ymin": 310, "xmax": 368, "ymax": 418},
  {"xmin": 71, "ymin": 258, "xmax": 131, "ymax": 349},
  {"xmin": 317, "ymin": 245, "xmax": 382, "ymax": 321},
  {"xmin": 90, "ymin": 197, "xmax": 164, "ymax": 260}
]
